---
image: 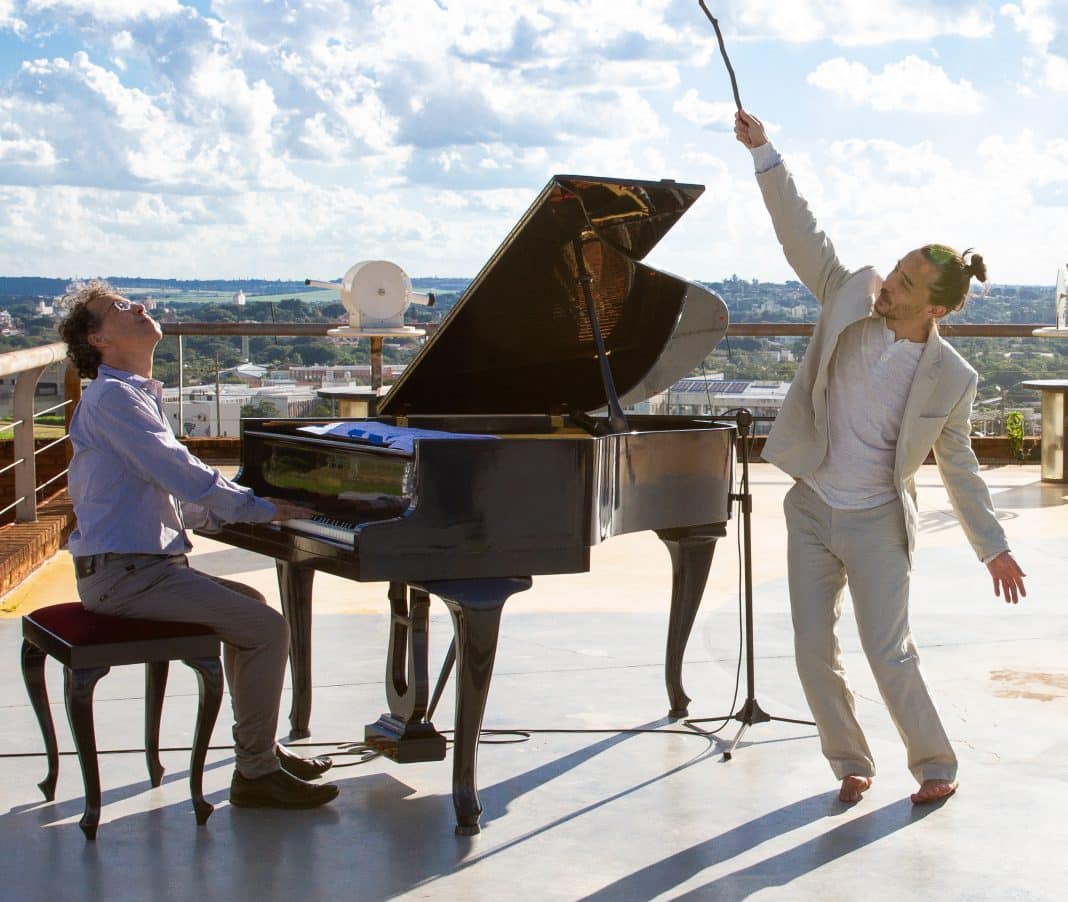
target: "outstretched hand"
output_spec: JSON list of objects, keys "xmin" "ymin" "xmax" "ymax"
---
[
  {"xmin": 986, "ymin": 551, "xmax": 1026, "ymax": 604},
  {"xmin": 734, "ymin": 110, "xmax": 768, "ymax": 149}
]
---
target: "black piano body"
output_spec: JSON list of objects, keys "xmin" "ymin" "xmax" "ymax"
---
[{"xmin": 209, "ymin": 174, "xmax": 735, "ymax": 834}]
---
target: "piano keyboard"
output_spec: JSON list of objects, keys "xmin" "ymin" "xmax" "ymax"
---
[{"xmin": 282, "ymin": 516, "xmax": 361, "ymax": 544}]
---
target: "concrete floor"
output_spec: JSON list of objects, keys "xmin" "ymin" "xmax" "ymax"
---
[{"xmin": 0, "ymin": 464, "xmax": 1065, "ymax": 901}]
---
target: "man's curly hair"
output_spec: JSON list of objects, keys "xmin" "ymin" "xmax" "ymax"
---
[{"xmin": 56, "ymin": 280, "xmax": 115, "ymax": 378}]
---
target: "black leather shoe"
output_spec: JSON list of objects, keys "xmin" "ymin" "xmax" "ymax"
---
[
  {"xmin": 276, "ymin": 744, "xmax": 333, "ymax": 781},
  {"xmin": 230, "ymin": 768, "xmax": 339, "ymax": 809}
]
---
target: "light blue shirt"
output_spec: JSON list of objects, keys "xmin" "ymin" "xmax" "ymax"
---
[{"xmin": 67, "ymin": 364, "xmax": 276, "ymax": 556}]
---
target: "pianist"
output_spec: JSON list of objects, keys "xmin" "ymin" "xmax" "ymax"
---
[
  {"xmin": 57, "ymin": 281, "xmax": 339, "ymax": 811},
  {"xmin": 733, "ymin": 110, "xmax": 1027, "ymax": 806}
]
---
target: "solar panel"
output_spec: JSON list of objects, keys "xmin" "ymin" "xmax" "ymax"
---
[{"xmin": 671, "ymin": 380, "xmax": 751, "ymax": 394}]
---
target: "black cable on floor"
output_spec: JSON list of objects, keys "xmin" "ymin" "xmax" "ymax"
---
[{"xmin": 0, "ymin": 725, "xmax": 725, "ymax": 768}]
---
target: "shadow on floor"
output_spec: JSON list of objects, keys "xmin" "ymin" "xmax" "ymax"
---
[{"xmin": 580, "ymin": 794, "xmax": 937, "ymax": 901}]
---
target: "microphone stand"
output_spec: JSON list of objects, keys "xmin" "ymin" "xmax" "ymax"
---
[{"xmin": 686, "ymin": 408, "xmax": 814, "ymax": 760}]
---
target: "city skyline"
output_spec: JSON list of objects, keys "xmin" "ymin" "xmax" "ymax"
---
[{"xmin": 1, "ymin": 1, "xmax": 1066, "ymax": 286}]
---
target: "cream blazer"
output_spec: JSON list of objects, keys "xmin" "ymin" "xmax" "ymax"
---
[{"xmin": 756, "ymin": 161, "xmax": 1008, "ymax": 562}]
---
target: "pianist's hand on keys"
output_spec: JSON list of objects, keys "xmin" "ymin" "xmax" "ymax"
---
[{"xmin": 264, "ymin": 497, "xmax": 318, "ymax": 522}]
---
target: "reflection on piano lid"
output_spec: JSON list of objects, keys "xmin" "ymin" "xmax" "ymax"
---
[
  {"xmin": 379, "ymin": 174, "xmax": 729, "ymax": 420},
  {"xmin": 250, "ymin": 429, "xmax": 414, "ymax": 524}
]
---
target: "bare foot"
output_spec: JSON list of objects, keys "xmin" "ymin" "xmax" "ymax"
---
[
  {"xmin": 911, "ymin": 779, "xmax": 958, "ymax": 805},
  {"xmin": 838, "ymin": 775, "xmax": 872, "ymax": 803}
]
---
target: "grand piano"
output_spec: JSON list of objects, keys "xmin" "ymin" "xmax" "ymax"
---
[{"xmin": 209, "ymin": 174, "xmax": 736, "ymax": 834}]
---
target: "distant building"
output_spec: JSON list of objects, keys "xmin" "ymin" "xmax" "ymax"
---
[
  {"xmin": 0, "ymin": 361, "xmax": 65, "ymax": 419},
  {"xmin": 161, "ymin": 382, "xmax": 322, "ymax": 436},
  {"xmin": 221, "ymin": 363, "xmax": 269, "ymax": 386},
  {"xmin": 286, "ymin": 364, "xmax": 407, "ymax": 387},
  {"xmin": 233, "ymin": 290, "xmax": 246, "ymax": 306},
  {"xmin": 164, "ymin": 391, "xmax": 246, "ymax": 438},
  {"xmin": 633, "ymin": 375, "xmax": 791, "ymax": 436}
]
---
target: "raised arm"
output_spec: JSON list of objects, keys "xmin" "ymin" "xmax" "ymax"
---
[{"xmin": 735, "ymin": 110, "xmax": 852, "ymax": 304}]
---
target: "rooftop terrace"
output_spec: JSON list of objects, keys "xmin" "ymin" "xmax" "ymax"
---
[{"xmin": 0, "ymin": 463, "xmax": 1065, "ymax": 901}]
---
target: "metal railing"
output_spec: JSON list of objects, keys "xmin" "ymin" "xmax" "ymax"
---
[
  {"xmin": 0, "ymin": 321, "xmax": 1054, "ymax": 527},
  {"xmin": 722, "ymin": 323, "xmax": 1045, "ymax": 338},
  {"xmin": 0, "ymin": 343, "xmax": 79, "ymax": 523},
  {"xmin": 161, "ymin": 319, "xmax": 1050, "ymax": 409}
]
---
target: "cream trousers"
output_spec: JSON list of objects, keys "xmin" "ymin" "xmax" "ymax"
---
[
  {"xmin": 76, "ymin": 553, "xmax": 289, "ymax": 779},
  {"xmin": 784, "ymin": 481, "xmax": 957, "ymax": 784}
]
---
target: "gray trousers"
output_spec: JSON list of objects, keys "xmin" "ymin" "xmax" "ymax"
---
[
  {"xmin": 75, "ymin": 553, "xmax": 288, "ymax": 779},
  {"xmin": 783, "ymin": 481, "xmax": 957, "ymax": 784}
]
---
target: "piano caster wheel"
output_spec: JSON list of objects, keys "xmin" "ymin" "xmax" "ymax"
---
[
  {"xmin": 668, "ymin": 707, "xmax": 689, "ymax": 720},
  {"xmin": 722, "ymin": 751, "xmax": 732, "ymax": 762},
  {"xmin": 455, "ymin": 822, "xmax": 481, "ymax": 837}
]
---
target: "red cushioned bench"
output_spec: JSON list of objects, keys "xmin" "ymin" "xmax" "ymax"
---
[{"xmin": 21, "ymin": 602, "xmax": 223, "ymax": 840}]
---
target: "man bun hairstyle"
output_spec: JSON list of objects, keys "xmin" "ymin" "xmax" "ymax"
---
[
  {"xmin": 921, "ymin": 244, "xmax": 987, "ymax": 314},
  {"xmin": 56, "ymin": 280, "xmax": 115, "ymax": 379}
]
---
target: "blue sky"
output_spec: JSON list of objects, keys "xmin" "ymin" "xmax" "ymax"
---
[{"xmin": 1, "ymin": 1, "xmax": 1065, "ymax": 286}]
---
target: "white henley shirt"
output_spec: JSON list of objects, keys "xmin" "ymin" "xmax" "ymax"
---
[{"xmin": 803, "ymin": 317, "xmax": 924, "ymax": 510}]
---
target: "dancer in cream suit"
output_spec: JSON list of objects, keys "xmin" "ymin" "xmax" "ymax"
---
[{"xmin": 734, "ymin": 110, "xmax": 1026, "ymax": 805}]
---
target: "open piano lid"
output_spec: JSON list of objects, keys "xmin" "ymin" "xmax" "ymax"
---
[{"xmin": 380, "ymin": 174, "xmax": 729, "ymax": 418}]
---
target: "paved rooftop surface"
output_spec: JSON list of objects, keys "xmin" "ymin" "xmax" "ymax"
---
[{"xmin": 0, "ymin": 464, "xmax": 1065, "ymax": 901}]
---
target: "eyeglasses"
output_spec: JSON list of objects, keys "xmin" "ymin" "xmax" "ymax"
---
[{"xmin": 111, "ymin": 299, "xmax": 138, "ymax": 312}]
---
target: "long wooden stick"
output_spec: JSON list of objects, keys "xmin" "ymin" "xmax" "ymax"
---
[{"xmin": 697, "ymin": 1, "xmax": 742, "ymax": 110}]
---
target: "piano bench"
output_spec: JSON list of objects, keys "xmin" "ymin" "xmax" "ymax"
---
[{"xmin": 20, "ymin": 602, "xmax": 224, "ymax": 841}]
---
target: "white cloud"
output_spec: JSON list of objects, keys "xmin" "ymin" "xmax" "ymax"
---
[
  {"xmin": 978, "ymin": 130, "xmax": 1068, "ymax": 203},
  {"xmin": 0, "ymin": 0, "xmax": 1063, "ymax": 284},
  {"xmin": 6, "ymin": 0, "xmax": 687, "ymax": 200},
  {"xmin": 1, "ymin": 0, "xmax": 26, "ymax": 33},
  {"xmin": 2, "ymin": 50, "xmax": 301, "ymax": 193},
  {"xmin": 24, "ymin": 0, "xmax": 183, "ymax": 23},
  {"xmin": 0, "ymin": 123, "xmax": 57, "ymax": 167},
  {"xmin": 0, "ymin": 180, "xmax": 497, "ymax": 279},
  {"xmin": 1000, "ymin": 1, "xmax": 1068, "ymax": 92},
  {"xmin": 1047, "ymin": 52, "xmax": 1068, "ymax": 90},
  {"xmin": 731, "ymin": 0, "xmax": 994, "ymax": 46},
  {"xmin": 1000, "ymin": 0, "xmax": 1057, "ymax": 51},
  {"xmin": 808, "ymin": 55, "xmax": 983, "ymax": 113},
  {"xmin": 218, "ymin": 0, "xmax": 697, "ymax": 154},
  {"xmin": 673, "ymin": 89, "xmax": 736, "ymax": 130},
  {"xmin": 765, "ymin": 134, "xmax": 1068, "ymax": 286}
]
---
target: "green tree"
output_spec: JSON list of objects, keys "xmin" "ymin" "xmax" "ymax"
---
[
  {"xmin": 241, "ymin": 400, "xmax": 279, "ymax": 418},
  {"xmin": 277, "ymin": 298, "xmax": 310, "ymax": 320},
  {"xmin": 198, "ymin": 306, "xmax": 238, "ymax": 323}
]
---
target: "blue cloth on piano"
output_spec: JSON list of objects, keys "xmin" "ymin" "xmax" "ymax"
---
[{"xmin": 298, "ymin": 421, "xmax": 497, "ymax": 455}]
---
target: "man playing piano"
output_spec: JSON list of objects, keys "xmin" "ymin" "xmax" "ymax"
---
[
  {"xmin": 733, "ymin": 111, "xmax": 1026, "ymax": 805},
  {"xmin": 58, "ymin": 281, "xmax": 339, "ymax": 810}
]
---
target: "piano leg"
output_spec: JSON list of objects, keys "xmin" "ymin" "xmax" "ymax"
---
[
  {"xmin": 656, "ymin": 525, "xmax": 727, "ymax": 719},
  {"xmin": 418, "ymin": 578, "xmax": 532, "ymax": 836},
  {"xmin": 276, "ymin": 561, "xmax": 315, "ymax": 739},
  {"xmin": 364, "ymin": 583, "xmax": 448, "ymax": 764}
]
